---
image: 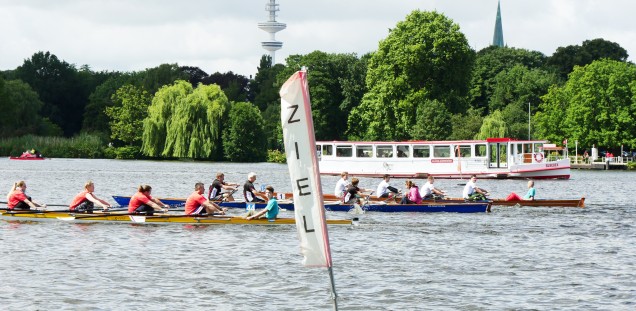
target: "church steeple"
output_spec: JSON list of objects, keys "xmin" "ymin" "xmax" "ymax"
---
[{"xmin": 492, "ymin": 0, "xmax": 504, "ymax": 47}]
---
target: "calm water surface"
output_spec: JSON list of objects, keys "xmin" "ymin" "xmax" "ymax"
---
[{"xmin": 1, "ymin": 158, "xmax": 634, "ymax": 310}]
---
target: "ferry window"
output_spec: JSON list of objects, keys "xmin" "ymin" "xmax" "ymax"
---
[
  {"xmin": 433, "ymin": 145, "xmax": 451, "ymax": 158},
  {"xmin": 475, "ymin": 144, "xmax": 487, "ymax": 157},
  {"xmin": 516, "ymin": 144, "xmax": 523, "ymax": 154},
  {"xmin": 457, "ymin": 145, "xmax": 471, "ymax": 158},
  {"xmin": 397, "ymin": 145, "xmax": 410, "ymax": 158},
  {"xmin": 533, "ymin": 144, "xmax": 542, "ymax": 153},
  {"xmin": 523, "ymin": 144, "xmax": 531, "ymax": 153},
  {"xmin": 413, "ymin": 145, "xmax": 430, "ymax": 158},
  {"xmin": 356, "ymin": 145, "xmax": 373, "ymax": 158},
  {"xmin": 376, "ymin": 145, "xmax": 393, "ymax": 158},
  {"xmin": 322, "ymin": 145, "xmax": 333, "ymax": 156},
  {"xmin": 336, "ymin": 145, "xmax": 352, "ymax": 157}
]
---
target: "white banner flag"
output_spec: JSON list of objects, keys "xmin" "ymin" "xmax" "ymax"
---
[{"xmin": 280, "ymin": 70, "xmax": 333, "ymax": 268}]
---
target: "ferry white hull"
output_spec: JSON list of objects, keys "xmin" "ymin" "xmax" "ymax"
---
[{"xmin": 315, "ymin": 139, "xmax": 571, "ymax": 179}]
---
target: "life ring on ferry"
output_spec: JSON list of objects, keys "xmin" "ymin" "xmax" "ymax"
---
[{"xmin": 534, "ymin": 152, "xmax": 544, "ymax": 163}]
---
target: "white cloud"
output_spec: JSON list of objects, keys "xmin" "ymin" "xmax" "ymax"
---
[{"xmin": 1, "ymin": 0, "xmax": 634, "ymax": 78}]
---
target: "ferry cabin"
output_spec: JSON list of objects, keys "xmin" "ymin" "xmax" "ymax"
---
[{"xmin": 315, "ymin": 138, "xmax": 570, "ymax": 179}]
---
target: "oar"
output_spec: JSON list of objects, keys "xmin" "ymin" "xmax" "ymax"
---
[{"xmin": 56, "ymin": 210, "xmax": 170, "ymax": 221}]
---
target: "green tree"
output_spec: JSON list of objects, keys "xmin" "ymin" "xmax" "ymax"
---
[
  {"xmin": 449, "ymin": 108, "xmax": 484, "ymax": 140},
  {"xmin": 0, "ymin": 79, "xmax": 44, "ymax": 137},
  {"xmin": 14, "ymin": 51, "xmax": 86, "ymax": 136},
  {"xmin": 279, "ymin": 51, "xmax": 366, "ymax": 141},
  {"xmin": 488, "ymin": 65, "xmax": 559, "ymax": 139},
  {"xmin": 475, "ymin": 110, "xmax": 507, "ymax": 139},
  {"xmin": 412, "ymin": 99, "xmax": 452, "ymax": 140},
  {"xmin": 142, "ymin": 80, "xmax": 229, "ymax": 159},
  {"xmin": 546, "ymin": 38, "xmax": 629, "ymax": 80},
  {"xmin": 223, "ymin": 102, "xmax": 267, "ymax": 162},
  {"xmin": 348, "ymin": 10, "xmax": 474, "ymax": 140},
  {"xmin": 469, "ymin": 46, "xmax": 547, "ymax": 114},
  {"xmin": 105, "ymin": 85, "xmax": 151, "ymax": 145},
  {"xmin": 252, "ymin": 55, "xmax": 286, "ymax": 149},
  {"xmin": 535, "ymin": 59, "xmax": 636, "ymax": 148}
]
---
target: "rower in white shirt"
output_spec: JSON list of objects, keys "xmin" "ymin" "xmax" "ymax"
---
[
  {"xmin": 334, "ymin": 171, "xmax": 349, "ymax": 198},
  {"xmin": 376, "ymin": 174, "xmax": 400, "ymax": 199}
]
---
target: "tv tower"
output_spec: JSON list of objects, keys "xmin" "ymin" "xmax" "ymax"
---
[{"xmin": 258, "ymin": 0, "xmax": 286, "ymax": 64}]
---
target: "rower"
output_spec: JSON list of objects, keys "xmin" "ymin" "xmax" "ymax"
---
[
  {"xmin": 6, "ymin": 181, "xmax": 46, "ymax": 210},
  {"xmin": 187, "ymin": 182, "xmax": 227, "ymax": 215},
  {"xmin": 463, "ymin": 175, "xmax": 489, "ymax": 201},
  {"xmin": 334, "ymin": 171, "xmax": 350, "ymax": 198},
  {"xmin": 69, "ymin": 181, "xmax": 112, "ymax": 213},
  {"xmin": 208, "ymin": 172, "xmax": 239, "ymax": 202},
  {"xmin": 243, "ymin": 172, "xmax": 266, "ymax": 203},
  {"xmin": 376, "ymin": 174, "xmax": 400, "ymax": 199},
  {"xmin": 420, "ymin": 175, "xmax": 445, "ymax": 200},
  {"xmin": 127, "ymin": 185, "xmax": 169, "ymax": 215}
]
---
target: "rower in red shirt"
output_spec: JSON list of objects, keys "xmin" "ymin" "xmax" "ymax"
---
[
  {"xmin": 6, "ymin": 181, "xmax": 46, "ymax": 210},
  {"xmin": 127, "ymin": 185, "xmax": 169, "ymax": 215},
  {"xmin": 69, "ymin": 181, "xmax": 111, "ymax": 213},
  {"xmin": 185, "ymin": 182, "xmax": 227, "ymax": 215}
]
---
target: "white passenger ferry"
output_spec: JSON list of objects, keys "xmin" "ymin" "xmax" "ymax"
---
[{"xmin": 315, "ymin": 138, "xmax": 570, "ymax": 179}]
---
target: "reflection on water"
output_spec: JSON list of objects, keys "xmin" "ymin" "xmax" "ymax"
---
[{"xmin": 1, "ymin": 159, "xmax": 635, "ymax": 310}]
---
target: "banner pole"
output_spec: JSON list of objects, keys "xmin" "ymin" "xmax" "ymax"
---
[{"xmin": 328, "ymin": 266, "xmax": 339, "ymax": 311}]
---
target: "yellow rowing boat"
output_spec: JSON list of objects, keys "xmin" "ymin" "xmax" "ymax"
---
[{"xmin": 0, "ymin": 210, "xmax": 353, "ymax": 225}]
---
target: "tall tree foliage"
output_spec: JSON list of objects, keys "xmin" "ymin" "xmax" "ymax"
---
[
  {"xmin": 488, "ymin": 65, "xmax": 559, "ymax": 139},
  {"xmin": 222, "ymin": 102, "xmax": 267, "ymax": 162},
  {"xmin": 449, "ymin": 108, "xmax": 484, "ymax": 140},
  {"xmin": 252, "ymin": 55, "xmax": 288, "ymax": 149},
  {"xmin": 279, "ymin": 51, "xmax": 366, "ymax": 141},
  {"xmin": 348, "ymin": 10, "xmax": 474, "ymax": 140},
  {"xmin": 14, "ymin": 51, "xmax": 86, "ymax": 136},
  {"xmin": 546, "ymin": 38, "xmax": 629, "ymax": 80},
  {"xmin": 105, "ymin": 85, "xmax": 151, "ymax": 145},
  {"xmin": 412, "ymin": 99, "xmax": 452, "ymax": 140},
  {"xmin": 469, "ymin": 46, "xmax": 547, "ymax": 114},
  {"xmin": 0, "ymin": 79, "xmax": 45, "ymax": 137},
  {"xmin": 142, "ymin": 80, "xmax": 229, "ymax": 159},
  {"xmin": 535, "ymin": 59, "xmax": 636, "ymax": 148}
]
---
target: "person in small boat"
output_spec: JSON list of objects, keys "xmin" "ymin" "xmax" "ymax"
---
[
  {"xmin": 69, "ymin": 181, "xmax": 112, "ymax": 213},
  {"xmin": 243, "ymin": 172, "xmax": 266, "ymax": 203},
  {"xmin": 344, "ymin": 178, "xmax": 369, "ymax": 206},
  {"xmin": 208, "ymin": 172, "xmax": 239, "ymax": 202},
  {"xmin": 505, "ymin": 180, "xmax": 536, "ymax": 201},
  {"xmin": 127, "ymin": 185, "xmax": 169, "ymax": 215},
  {"xmin": 334, "ymin": 171, "xmax": 349, "ymax": 198},
  {"xmin": 246, "ymin": 185, "xmax": 279, "ymax": 221},
  {"xmin": 463, "ymin": 175, "xmax": 488, "ymax": 200},
  {"xmin": 6, "ymin": 181, "xmax": 46, "ymax": 210},
  {"xmin": 400, "ymin": 180, "xmax": 422, "ymax": 204},
  {"xmin": 376, "ymin": 174, "xmax": 400, "ymax": 199},
  {"xmin": 186, "ymin": 182, "xmax": 226, "ymax": 215},
  {"xmin": 420, "ymin": 175, "xmax": 445, "ymax": 200}
]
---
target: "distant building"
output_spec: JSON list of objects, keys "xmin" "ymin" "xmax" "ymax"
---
[
  {"xmin": 492, "ymin": 0, "xmax": 504, "ymax": 47},
  {"xmin": 257, "ymin": 0, "xmax": 286, "ymax": 64}
]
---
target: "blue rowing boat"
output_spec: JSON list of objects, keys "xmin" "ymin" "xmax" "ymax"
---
[{"xmin": 111, "ymin": 196, "xmax": 490, "ymax": 213}]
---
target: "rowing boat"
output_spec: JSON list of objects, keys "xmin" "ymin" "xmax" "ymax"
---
[
  {"xmin": 489, "ymin": 197, "xmax": 585, "ymax": 207},
  {"xmin": 0, "ymin": 210, "xmax": 353, "ymax": 225},
  {"xmin": 112, "ymin": 195, "xmax": 491, "ymax": 213}
]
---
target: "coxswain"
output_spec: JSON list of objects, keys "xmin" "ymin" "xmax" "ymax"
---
[
  {"xmin": 186, "ymin": 182, "xmax": 227, "ymax": 215},
  {"xmin": 127, "ymin": 185, "xmax": 169, "ymax": 215},
  {"xmin": 246, "ymin": 185, "xmax": 279, "ymax": 220}
]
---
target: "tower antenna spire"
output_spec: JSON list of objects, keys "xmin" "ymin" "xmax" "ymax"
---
[
  {"xmin": 492, "ymin": 0, "xmax": 504, "ymax": 47},
  {"xmin": 258, "ymin": 0, "xmax": 286, "ymax": 64}
]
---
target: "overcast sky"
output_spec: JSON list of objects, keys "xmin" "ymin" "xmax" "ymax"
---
[{"xmin": 1, "ymin": 0, "xmax": 634, "ymax": 78}]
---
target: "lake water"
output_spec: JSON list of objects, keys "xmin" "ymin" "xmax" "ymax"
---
[{"xmin": 1, "ymin": 158, "xmax": 634, "ymax": 310}]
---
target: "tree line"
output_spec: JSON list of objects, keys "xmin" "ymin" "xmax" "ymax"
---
[{"xmin": 0, "ymin": 10, "xmax": 633, "ymax": 161}]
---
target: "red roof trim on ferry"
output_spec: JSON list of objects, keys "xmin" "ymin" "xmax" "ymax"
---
[{"xmin": 486, "ymin": 138, "xmax": 512, "ymax": 143}]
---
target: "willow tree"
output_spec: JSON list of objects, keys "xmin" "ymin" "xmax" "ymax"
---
[
  {"xmin": 475, "ymin": 110, "xmax": 507, "ymax": 139},
  {"xmin": 142, "ymin": 80, "xmax": 228, "ymax": 159}
]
